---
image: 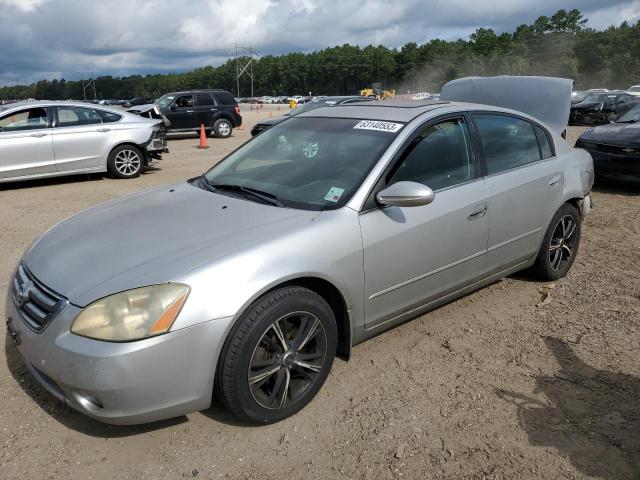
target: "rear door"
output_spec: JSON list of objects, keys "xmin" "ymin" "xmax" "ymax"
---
[
  {"xmin": 52, "ymin": 105, "xmax": 115, "ymax": 172},
  {"xmin": 0, "ymin": 106, "xmax": 55, "ymax": 179},
  {"xmin": 196, "ymin": 92, "xmax": 218, "ymax": 127},
  {"xmin": 471, "ymin": 112, "xmax": 562, "ymax": 274}
]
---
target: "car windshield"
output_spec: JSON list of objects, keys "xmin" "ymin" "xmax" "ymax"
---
[
  {"xmin": 203, "ymin": 117, "xmax": 401, "ymax": 210},
  {"xmin": 616, "ymin": 104, "xmax": 640, "ymax": 123},
  {"xmin": 154, "ymin": 94, "xmax": 176, "ymax": 109},
  {"xmin": 582, "ymin": 93, "xmax": 616, "ymax": 103}
]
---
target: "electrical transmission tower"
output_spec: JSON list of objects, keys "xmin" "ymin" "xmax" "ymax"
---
[
  {"xmin": 77, "ymin": 71, "xmax": 97, "ymax": 101},
  {"xmin": 234, "ymin": 45, "xmax": 257, "ymax": 98}
]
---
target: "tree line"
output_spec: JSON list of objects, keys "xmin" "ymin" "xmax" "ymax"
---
[{"xmin": 2, "ymin": 9, "xmax": 639, "ymax": 101}]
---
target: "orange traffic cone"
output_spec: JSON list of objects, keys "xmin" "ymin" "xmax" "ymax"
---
[{"xmin": 197, "ymin": 124, "xmax": 209, "ymax": 149}]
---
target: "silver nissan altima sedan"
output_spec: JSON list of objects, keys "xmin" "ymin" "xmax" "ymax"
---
[
  {"xmin": 0, "ymin": 101, "xmax": 167, "ymax": 182},
  {"xmin": 6, "ymin": 77, "xmax": 594, "ymax": 425}
]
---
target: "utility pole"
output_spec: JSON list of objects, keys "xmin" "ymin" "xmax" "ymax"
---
[
  {"xmin": 77, "ymin": 71, "xmax": 97, "ymax": 101},
  {"xmin": 234, "ymin": 45, "xmax": 256, "ymax": 98}
]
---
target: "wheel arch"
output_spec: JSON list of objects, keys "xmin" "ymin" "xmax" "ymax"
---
[
  {"xmin": 236, "ymin": 276, "xmax": 352, "ymax": 359},
  {"xmin": 108, "ymin": 141, "xmax": 147, "ymax": 165}
]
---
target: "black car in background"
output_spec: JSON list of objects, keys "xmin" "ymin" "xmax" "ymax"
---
[
  {"xmin": 250, "ymin": 95, "xmax": 373, "ymax": 136},
  {"xmin": 123, "ymin": 97, "xmax": 154, "ymax": 108},
  {"xmin": 570, "ymin": 92, "xmax": 639, "ymax": 125},
  {"xmin": 129, "ymin": 89, "xmax": 242, "ymax": 138},
  {"xmin": 575, "ymin": 104, "xmax": 640, "ymax": 183}
]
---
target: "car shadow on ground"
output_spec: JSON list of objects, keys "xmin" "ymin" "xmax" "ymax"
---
[
  {"xmin": 4, "ymin": 331, "xmax": 187, "ymax": 437},
  {"xmin": 0, "ymin": 169, "xmax": 159, "ymax": 191},
  {"xmin": 497, "ymin": 337, "xmax": 639, "ymax": 479}
]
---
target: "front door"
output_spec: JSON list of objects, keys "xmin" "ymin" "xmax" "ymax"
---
[
  {"xmin": 0, "ymin": 106, "xmax": 54, "ymax": 179},
  {"xmin": 52, "ymin": 105, "xmax": 115, "ymax": 172},
  {"xmin": 166, "ymin": 94, "xmax": 196, "ymax": 130},
  {"xmin": 360, "ymin": 116, "xmax": 490, "ymax": 328}
]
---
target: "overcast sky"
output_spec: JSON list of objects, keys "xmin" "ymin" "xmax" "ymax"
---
[{"xmin": 1, "ymin": 0, "xmax": 639, "ymax": 85}]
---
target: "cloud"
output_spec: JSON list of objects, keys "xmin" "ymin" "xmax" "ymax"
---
[{"xmin": 0, "ymin": 0, "xmax": 638, "ymax": 85}]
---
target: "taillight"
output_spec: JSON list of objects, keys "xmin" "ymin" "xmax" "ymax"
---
[{"xmin": 235, "ymin": 106, "xmax": 240, "ymax": 115}]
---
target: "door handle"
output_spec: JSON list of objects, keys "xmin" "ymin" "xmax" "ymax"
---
[
  {"xmin": 30, "ymin": 132, "xmax": 47, "ymax": 137},
  {"xmin": 548, "ymin": 175, "xmax": 561, "ymax": 187},
  {"xmin": 467, "ymin": 203, "xmax": 488, "ymax": 221},
  {"xmin": 96, "ymin": 128, "xmax": 111, "ymax": 133},
  {"xmin": 186, "ymin": 110, "xmax": 194, "ymax": 113}
]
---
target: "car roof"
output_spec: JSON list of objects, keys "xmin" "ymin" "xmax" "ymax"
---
[
  {"xmin": 296, "ymin": 99, "xmax": 556, "ymax": 129},
  {"xmin": 0, "ymin": 100, "xmax": 124, "ymax": 113},
  {"xmin": 166, "ymin": 89, "xmax": 228, "ymax": 95}
]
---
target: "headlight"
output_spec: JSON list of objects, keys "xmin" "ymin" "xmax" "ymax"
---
[{"xmin": 71, "ymin": 284, "xmax": 190, "ymax": 342}]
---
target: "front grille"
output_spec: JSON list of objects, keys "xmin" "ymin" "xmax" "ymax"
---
[
  {"xmin": 577, "ymin": 140, "xmax": 640, "ymax": 155},
  {"xmin": 11, "ymin": 264, "xmax": 67, "ymax": 332}
]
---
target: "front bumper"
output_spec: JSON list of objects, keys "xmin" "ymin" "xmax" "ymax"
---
[
  {"xmin": 6, "ymin": 293, "xmax": 234, "ymax": 425},
  {"xmin": 580, "ymin": 147, "xmax": 640, "ymax": 183}
]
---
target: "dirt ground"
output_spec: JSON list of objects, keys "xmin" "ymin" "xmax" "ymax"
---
[{"xmin": 1, "ymin": 106, "xmax": 639, "ymax": 480}]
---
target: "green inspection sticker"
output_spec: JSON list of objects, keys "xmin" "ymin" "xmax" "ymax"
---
[{"xmin": 324, "ymin": 186, "xmax": 345, "ymax": 203}]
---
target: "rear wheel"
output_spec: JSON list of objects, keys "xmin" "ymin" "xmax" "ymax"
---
[
  {"xmin": 107, "ymin": 145, "xmax": 143, "ymax": 179},
  {"xmin": 216, "ymin": 287, "xmax": 337, "ymax": 423},
  {"xmin": 529, "ymin": 203, "xmax": 581, "ymax": 280},
  {"xmin": 213, "ymin": 118, "xmax": 232, "ymax": 138}
]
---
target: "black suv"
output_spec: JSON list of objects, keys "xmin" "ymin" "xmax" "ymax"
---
[{"xmin": 129, "ymin": 89, "xmax": 242, "ymax": 138}]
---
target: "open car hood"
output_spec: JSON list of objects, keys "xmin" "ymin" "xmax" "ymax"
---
[{"xmin": 441, "ymin": 76, "xmax": 573, "ymax": 134}]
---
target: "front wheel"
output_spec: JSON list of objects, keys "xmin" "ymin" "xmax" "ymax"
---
[
  {"xmin": 213, "ymin": 118, "xmax": 232, "ymax": 138},
  {"xmin": 107, "ymin": 145, "xmax": 143, "ymax": 179},
  {"xmin": 216, "ymin": 287, "xmax": 337, "ymax": 424},
  {"xmin": 530, "ymin": 203, "xmax": 581, "ymax": 280}
]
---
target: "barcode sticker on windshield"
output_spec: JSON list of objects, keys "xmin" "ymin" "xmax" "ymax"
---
[{"xmin": 354, "ymin": 120, "xmax": 403, "ymax": 133}]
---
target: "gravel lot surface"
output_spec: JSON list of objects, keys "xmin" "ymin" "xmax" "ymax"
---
[{"xmin": 1, "ymin": 106, "xmax": 639, "ymax": 479}]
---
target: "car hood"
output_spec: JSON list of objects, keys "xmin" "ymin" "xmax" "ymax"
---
[
  {"xmin": 24, "ymin": 182, "xmax": 320, "ymax": 307},
  {"xmin": 440, "ymin": 76, "xmax": 573, "ymax": 134},
  {"xmin": 254, "ymin": 115, "xmax": 289, "ymax": 128},
  {"xmin": 580, "ymin": 122, "xmax": 640, "ymax": 147},
  {"xmin": 127, "ymin": 103, "xmax": 156, "ymax": 114}
]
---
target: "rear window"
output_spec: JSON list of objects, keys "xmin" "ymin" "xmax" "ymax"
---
[
  {"xmin": 212, "ymin": 92, "xmax": 236, "ymax": 105},
  {"xmin": 98, "ymin": 110, "xmax": 122, "ymax": 123},
  {"xmin": 473, "ymin": 114, "xmax": 541, "ymax": 174},
  {"xmin": 534, "ymin": 125, "xmax": 554, "ymax": 159},
  {"xmin": 57, "ymin": 106, "xmax": 102, "ymax": 127},
  {"xmin": 196, "ymin": 93, "xmax": 215, "ymax": 106}
]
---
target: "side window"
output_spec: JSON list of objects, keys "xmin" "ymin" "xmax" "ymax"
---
[
  {"xmin": 97, "ymin": 110, "xmax": 122, "ymax": 123},
  {"xmin": 57, "ymin": 106, "xmax": 102, "ymax": 127},
  {"xmin": 534, "ymin": 125, "xmax": 554, "ymax": 159},
  {"xmin": 0, "ymin": 107, "xmax": 48, "ymax": 132},
  {"xmin": 196, "ymin": 93, "xmax": 215, "ymax": 106},
  {"xmin": 389, "ymin": 118, "xmax": 475, "ymax": 191},
  {"xmin": 473, "ymin": 114, "xmax": 541, "ymax": 174},
  {"xmin": 174, "ymin": 95, "xmax": 194, "ymax": 108},
  {"xmin": 212, "ymin": 92, "xmax": 236, "ymax": 105}
]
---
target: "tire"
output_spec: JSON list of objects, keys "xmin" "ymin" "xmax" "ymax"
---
[
  {"xmin": 216, "ymin": 286, "xmax": 337, "ymax": 424},
  {"xmin": 529, "ymin": 203, "xmax": 581, "ymax": 280},
  {"xmin": 213, "ymin": 118, "xmax": 232, "ymax": 138},
  {"xmin": 107, "ymin": 145, "xmax": 143, "ymax": 179}
]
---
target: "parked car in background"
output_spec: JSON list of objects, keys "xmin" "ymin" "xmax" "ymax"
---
[
  {"xmin": 123, "ymin": 97, "xmax": 154, "ymax": 108},
  {"xmin": 575, "ymin": 103, "xmax": 640, "ymax": 183},
  {"xmin": 7, "ymin": 76, "xmax": 593, "ymax": 426},
  {"xmin": 127, "ymin": 89, "xmax": 242, "ymax": 138},
  {"xmin": 0, "ymin": 101, "xmax": 167, "ymax": 182},
  {"xmin": 569, "ymin": 92, "xmax": 639, "ymax": 125},
  {"xmin": 411, "ymin": 92, "xmax": 431, "ymax": 100},
  {"xmin": 250, "ymin": 95, "xmax": 374, "ymax": 136},
  {"xmin": 571, "ymin": 89, "xmax": 609, "ymax": 105},
  {"xmin": 627, "ymin": 85, "xmax": 640, "ymax": 97}
]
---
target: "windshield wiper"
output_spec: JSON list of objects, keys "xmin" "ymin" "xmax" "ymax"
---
[
  {"xmin": 205, "ymin": 180, "xmax": 284, "ymax": 207},
  {"xmin": 615, "ymin": 119, "xmax": 637, "ymax": 124}
]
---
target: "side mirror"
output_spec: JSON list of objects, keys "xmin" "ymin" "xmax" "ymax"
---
[
  {"xmin": 376, "ymin": 181, "xmax": 435, "ymax": 207},
  {"xmin": 170, "ymin": 104, "xmax": 178, "ymax": 111}
]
